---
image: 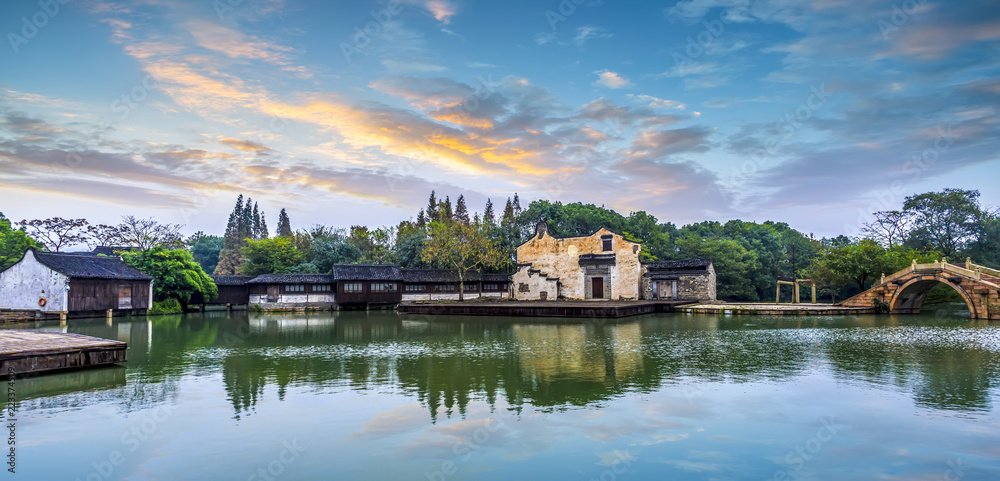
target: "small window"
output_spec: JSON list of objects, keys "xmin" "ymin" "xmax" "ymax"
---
[
  {"xmin": 602, "ymin": 238, "xmax": 613, "ymax": 252},
  {"xmin": 285, "ymin": 284, "xmax": 305, "ymax": 292},
  {"xmin": 370, "ymin": 282, "xmax": 397, "ymax": 292},
  {"xmin": 463, "ymin": 284, "xmax": 478, "ymax": 292},
  {"xmin": 436, "ymin": 284, "xmax": 456, "ymax": 292},
  {"xmin": 313, "ymin": 284, "xmax": 331, "ymax": 292},
  {"xmin": 344, "ymin": 282, "xmax": 363, "ymax": 293},
  {"xmin": 406, "ymin": 284, "xmax": 425, "ymax": 292}
]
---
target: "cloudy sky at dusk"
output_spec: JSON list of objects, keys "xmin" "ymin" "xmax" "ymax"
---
[{"xmin": 1, "ymin": 0, "xmax": 998, "ymax": 238}]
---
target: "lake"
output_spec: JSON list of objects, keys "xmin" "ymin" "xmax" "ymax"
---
[{"xmin": 4, "ymin": 309, "xmax": 1000, "ymax": 480}]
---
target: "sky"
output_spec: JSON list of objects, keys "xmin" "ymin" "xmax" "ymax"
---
[{"xmin": 1, "ymin": 0, "xmax": 998, "ymax": 239}]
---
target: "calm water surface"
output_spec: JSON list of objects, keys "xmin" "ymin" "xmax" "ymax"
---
[{"xmin": 5, "ymin": 310, "xmax": 1000, "ymax": 480}]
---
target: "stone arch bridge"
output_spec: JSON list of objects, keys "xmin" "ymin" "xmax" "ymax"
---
[{"xmin": 839, "ymin": 259, "xmax": 1000, "ymax": 320}]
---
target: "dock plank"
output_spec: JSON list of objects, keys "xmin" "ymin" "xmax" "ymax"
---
[{"xmin": 0, "ymin": 331, "xmax": 127, "ymax": 376}]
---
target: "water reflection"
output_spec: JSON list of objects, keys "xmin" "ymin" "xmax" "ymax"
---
[{"xmin": 5, "ymin": 311, "xmax": 1000, "ymax": 420}]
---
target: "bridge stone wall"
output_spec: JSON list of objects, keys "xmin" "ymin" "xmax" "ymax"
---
[{"xmin": 840, "ymin": 270, "xmax": 1000, "ymax": 320}]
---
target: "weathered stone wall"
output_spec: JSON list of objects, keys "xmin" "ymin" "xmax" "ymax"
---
[
  {"xmin": 639, "ymin": 265, "xmax": 717, "ymax": 301},
  {"xmin": 0, "ymin": 250, "xmax": 68, "ymax": 311},
  {"xmin": 515, "ymin": 226, "xmax": 641, "ymax": 300},
  {"xmin": 840, "ymin": 273, "xmax": 999, "ymax": 320},
  {"xmin": 512, "ymin": 265, "xmax": 561, "ymax": 300}
]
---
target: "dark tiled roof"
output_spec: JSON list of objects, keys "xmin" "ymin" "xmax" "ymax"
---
[
  {"xmin": 401, "ymin": 269, "xmax": 482, "ymax": 283},
  {"xmin": 211, "ymin": 275, "xmax": 255, "ymax": 286},
  {"xmin": 643, "ymin": 259, "xmax": 713, "ymax": 270},
  {"xmin": 579, "ymin": 253, "xmax": 616, "ymax": 266},
  {"xmin": 31, "ymin": 249, "xmax": 153, "ymax": 281},
  {"xmin": 249, "ymin": 273, "xmax": 336, "ymax": 284},
  {"xmin": 332, "ymin": 264, "xmax": 403, "ymax": 281},
  {"xmin": 482, "ymin": 273, "xmax": 512, "ymax": 282}
]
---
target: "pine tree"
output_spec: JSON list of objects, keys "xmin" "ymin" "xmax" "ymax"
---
[
  {"xmin": 216, "ymin": 194, "xmax": 248, "ymax": 275},
  {"xmin": 416, "ymin": 209, "xmax": 427, "ymax": 227},
  {"xmin": 276, "ymin": 208, "xmax": 292, "ymax": 237},
  {"xmin": 512, "ymin": 193, "xmax": 522, "ymax": 217},
  {"xmin": 251, "ymin": 202, "xmax": 262, "ymax": 239},
  {"xmin": 441, "ymin": 196, "xmax": 453, "ymax": 221},
  {"xmin": 501, "ymin": 198, "xmax": 516, "ymax": 226},
  {"xmin": 483, "ymin": 199, "xmax": 495, "ymax": 226},
  {"xmin": 426, "ymin": 191, "xmax": 439, "ymax": 222},
  {"xmin": 241, "ymin": 198, "xmax": 254, "ymax": 239},
  {"xmin": 259, "ymin": 211, "xmax": 269, "ymax": 238},
  {"xmin": 454, "ymin": 195, "xmax": 470, "ymax": 224}
]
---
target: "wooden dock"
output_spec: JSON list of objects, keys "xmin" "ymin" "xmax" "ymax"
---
[
  {"xmin": 679, "ymin": 303, "xmax": 876, "ymax": 316},
  {"xmin": 399, "ymin": 300, "xmax": 694, "ymax": 318},
  {"xmin": 0, "ymin": 331, "xmax": 127, "ymax": 376}
]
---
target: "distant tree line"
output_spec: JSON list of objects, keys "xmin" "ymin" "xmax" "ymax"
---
[{"xmin": 4, "ymin": 188, "xmax": 997, "ymax": 305}]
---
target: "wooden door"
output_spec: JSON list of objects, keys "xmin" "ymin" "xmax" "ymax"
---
[
  {"xmin": 267, "ymin": 285, "xmax": 279, "ymax": 302},
  {"xmin": 592, "ymin": 277, "xmax": 604, "ymax": 299},
  {"xmin": 118, "ymin": 285, "xmax": 132, "ymax": 309}
]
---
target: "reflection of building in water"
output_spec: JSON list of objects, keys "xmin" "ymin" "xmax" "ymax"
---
[{"xmin": 512, "ymin": 323, "xmax": 642, "ymax": 383}]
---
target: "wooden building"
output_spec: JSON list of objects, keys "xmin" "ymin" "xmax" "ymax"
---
[
  {"xmin": 209, "ymin": 275, "xmax": 255, "ymax": 306},
  {"xmin": 247, "ymin": 273, "xmax": 337, "ymax": 310},
  {"xmin": 331, "ymin": 264, "xmax": 403, "ymax": 308},
  {"xmin": 400, "ymin": 269, "xmax": 512, "ymax": 301},
  {"xmin": 0, "ymin": 248, "xmax": 153, "ymax": 317}
]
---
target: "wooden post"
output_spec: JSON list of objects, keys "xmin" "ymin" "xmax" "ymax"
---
[
  {"xmin": 776, "ymin": 283, "xmax": 781, "ymax": 303},
  {"xmin": 59, "ymin": 311, "xmax": 67, "ymax": 321},
  {"xmin": 967, "ymin": 257, "xmax": 973, "ymax": 270},
  {"xmin": 811, "ymin": 283, "xmax": 816, "ymax": 303},
  {"xmin": 793, "ymin": 281, "xmax": 800, "ymax": 304}
]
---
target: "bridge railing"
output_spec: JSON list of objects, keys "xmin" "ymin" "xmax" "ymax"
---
[{"xmin": 875, "ymin": 259, "xmax": 1000, "ymax": 286}]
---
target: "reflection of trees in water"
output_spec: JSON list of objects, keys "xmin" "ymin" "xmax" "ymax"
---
[
  {"xmin": 824, "ymin": 331, "xmax": 1000, "ymax": 411},
  {"xmin": 16, "ymin": 312, "xmax": 1000, "ymax": 421}
]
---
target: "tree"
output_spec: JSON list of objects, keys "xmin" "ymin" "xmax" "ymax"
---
[
  {"xmin": 259, "ymin": 211, "xmax": 269, "ymax": 239},
  {"xmin": 276, "ymin": 208, "xmax": 292, "ymax": 237},
  {"xmin": 421, "ymin": 220, "xmax": 503, "ymax": 300},
  {"xmin": 0, "ymin": 212, "xmax": 40, "ymax": 270},
  {"xmin": 88, "ymin": 223, "xmax": 124, "ymax": 248},
  {"xmin": 440, "ymin": 196, "xmax": 453, "ymax": 221},
  {"xmin": 426, "ymin": 191, "xmax": 440, "ymax": 222},
  {"xmin": 121, "ymin": 247, "xmax": 217, "ymax": 310},
  {"xmin": 18, "ymin": 217, "xmax": 90, "ymax": 251},
  {"xmin": 483, "ymin": 199, "xmax": 495, "ymax": 226},
  {"xmin": 349, "ymin": 225, "xmax": 397, "ymax": 263},
  {"xmin": 675, "ymin": 233, "xmax": 759, "ymax": 301},
  {"xmin": 113, "ymin": 215, "xmax": 184, "ymax": 250},
  {"xmin": 240, "ymin": 237, "xmax": 308, "ymax": 276},
  {"xmin": 903, "ymin": 189, "xmax": 983, "ymax": 257},
  {"xmin": 861, "ymin": 210, "xmax": 912, "ymax": 247},
  {"xmin": 454, "ymin": 195, "xmax": 470, "ymax": 224},
  {"xmin": 311, "ymin": 230, "xmax": 363, "ymax": 272},
  {"xmin": 187, "ymin": 232, "xmax": 224, "ymax": 274}
]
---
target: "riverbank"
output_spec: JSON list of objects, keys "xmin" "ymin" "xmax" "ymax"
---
[
  {"xmin": 399, "ymin": 300, "xmax": 694, "ymax": 318},
  {"xmin": 680, "ymin": 302, "xmax": 876, "ymax": 316}
]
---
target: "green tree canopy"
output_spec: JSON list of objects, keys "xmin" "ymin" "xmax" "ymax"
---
[
  {"xmin": 122, "ymin": 247, "xmax": 217, "ymax": 308},
  {"xmin": 240, "ymin": 237, "xmax": 308, "ymax": 276},
  {"xmin": 421, "ymin": 220, "xmax": 503, "ymax": 300},
  {"xmin": 0, "ymin": 212, "xmax": 40, "ymax": 270}
]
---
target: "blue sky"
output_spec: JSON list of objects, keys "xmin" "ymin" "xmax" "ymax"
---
[{"xmin": 1, "ymin": 0, "xmax": 997, "ymax": 238}]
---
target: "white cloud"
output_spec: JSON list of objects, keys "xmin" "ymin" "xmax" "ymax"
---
[{"xmin": 593, "ymin": 70, "xmax": 634, "ymax": 89}]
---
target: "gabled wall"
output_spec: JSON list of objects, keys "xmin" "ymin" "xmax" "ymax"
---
[
  {"xmin": 0, "ymin": 250, "xmax": 68, "ymax": 311},
  {"xmin": 514, "ymin": 226, "xmax": 642, "ymax": 300}
]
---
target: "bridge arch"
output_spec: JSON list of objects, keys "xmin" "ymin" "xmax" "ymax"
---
[{"xmin": 889, "ymin": 276, "xmax": 978, "ymax": 318}]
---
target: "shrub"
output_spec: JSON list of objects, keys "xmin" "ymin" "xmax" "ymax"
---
[{"xmin": 149, "ymin": 298, "xmax": 183, "ymax": 316}]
